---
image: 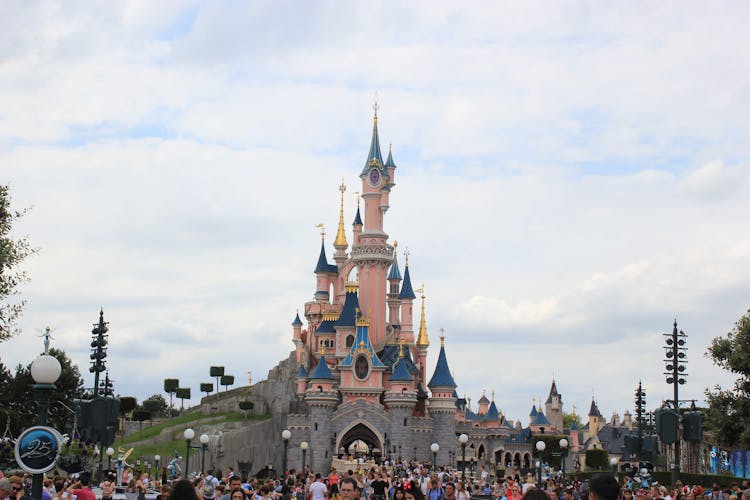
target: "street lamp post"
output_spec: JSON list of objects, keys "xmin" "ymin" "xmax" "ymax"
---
[
  {"xmin": 154, "ymin": 455, "xmax": 161, "ymax": 486},
  {"xmin": 610, "ymin": 457, "xmax": 619, "ymax": 479},
  {"xmin": 30, "ymin": 353, "xmax": 62, "ymax": 500},
  {"xmin": 281, "ymin": 429, "xmax": 291, "ymax": 475},
  {"xmin": 459, "ymin": 434, "xmax": 469, "ymax": 481},
  {"xmin": 559, "ymin": 439, "xmax": 569, "ymax": 487},
  {"xmin": 300, "ymin": 441, "xmax": 309, "ymax": 471},
  {"xmin": 184, "ymin": 428, "xmax": 198, "ymax": 478},
  {"xmin": 535, "ymin": 441, "xmax": 547, "ymax": 487},
  {"xmin": 106, "ymin": 447, "xmax": 115, "ymax": 472},
  {"xmin": 200, "ymin": 434, "xmax": 210, "ymax": 475},
  {"xmin": 431, "ymin": 443, "xmax": 440, "ymax": 471}
]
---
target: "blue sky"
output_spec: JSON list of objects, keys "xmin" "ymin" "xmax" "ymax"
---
[{"xmin": 2, "ymin": 1, "xmax": 750, "ymax": 425}]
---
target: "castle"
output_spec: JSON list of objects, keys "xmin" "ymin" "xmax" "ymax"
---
[{"xmin": 275, "ymin": 110, "xmax": 639, "ymax": 475}]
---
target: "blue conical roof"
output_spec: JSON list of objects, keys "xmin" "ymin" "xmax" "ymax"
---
[
  {"xmin": 297, "ymin": 364, "xmax": 307, "ymax": 378},
  {"xmin": 532, "ymin": 411, "xmax": 551, "ymax": 425},
  {"xmin": 361, "ymin": 114, "xmax": 384, "ymax": 174},
  {"xmin": 390, "ymin": 357, "xmax": 413, "ymax": 382},
  {"xmin": 427, "ymin": 344, "xmax": 456, "ymax": 389},
  {"xmin": 385, "ymin": 144, "xmax": 397, "ymax": 168},
  {"xmin": 486, "ymin": 401, "xmax": 500, "ymax": 420},
  {"xmin": 309, "ymin": 356, "xmax": 335, "ymax": 380},
  {"xmin": 314, "ymin": 241, "xmax": 338, "ymax": 274},
  {"xmin": 292, "ymin": 312, "xmax": 303, "ymax": 327},
  {"xmin": 353, "ymin": 206, "xmax": 363, "ymax": 226},
  {"xmin": 388, "ymin": 252, "xmax": 402, "ymax": 281},
  {"xmin": 399, "ymin": 265, "xmax": 416, "ymax": 299},
  {"xmin": 530, "ymin": 404, "xmax": 538, "ymax": 417},
  {"xmin": 335, "ymin": 290, "xmax": 360, "ymax": 327}
]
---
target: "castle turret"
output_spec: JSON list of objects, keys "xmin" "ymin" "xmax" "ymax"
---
[
  {"xmin": 545, "ymin": 379, "xmax": 563, "ymax": 432},
  {"xmin": 352, "ymin": 199, "xmax": 363, "ymax": 245},
  {"xmin": 305, "ymin": 353, "xmax": 338, "ymax": 472},
  {"xmin": 296, "ymin": 364, "xmax": 308, "ymax": 394},
  {"xmin": 427, "ymin": 335, "xmax": 457, "ymax": 466},
  {"xmin": 314, "ymin": 229, "xmax": 338, "ymax": 304},
  {"xmin": 398, "ymin": 257, "xmax": 416, "ymax": 344},
  {"xmin": 292, "ymin": 312, "xmax": 304, "ymax": 363},
  {"xmin": 352, "ymin": 109, "xmax": 394, "ymax": 346},
  {"xmin": 587, "ymin": 398, "xmax": 603, "ymax": 440},
  {"xmin": 385, "ymin": 342, "xmax": 417, "ymax": 460},
  {"xmin": 385, "ymin": 142, "xmax": 397, "ymax": 189},
  {"xmin": 623, "ymin": 410, "xmax": 633, "ymax": 430},
  {"xmin": 387, "ymin": 242, "xmax": 402, "ymax": 326},
  {"xmin": 478, "ymin": 390, "xmax": 490, "ymax": 416}
]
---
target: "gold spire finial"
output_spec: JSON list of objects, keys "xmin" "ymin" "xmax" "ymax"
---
[
  {"xmin": 492, "ymin": 390, "xmax": 495, "ymax": 402},
  {"xmin": 398, "ymin": 337, "xmax": 406, "ymax": 359},
  {"xmin": 355, "ymin": 307, "xmax": 369, "ymax": 326},
  {"xmin": 439, "ymin": 327, "xmax": 445, "ymax": 347},
  {"xmin": 354, "ymin": 191, "xmax": 360, "ymax": 208},
  {"xmin": 334, "ymin": 179, "xmax": 348, "ymax": 249},
  {"xmin": 373, "ymin": 91, "xmax": 379, "ymax": 119},
  {"xmin": 315, "ymin": 223, "xmax": 326, "ymax": 240},
  {"xmin": 404, "ymin": 245, "xmax": 410, "ymax": 266},
  {"xmin": 416, "ymin": 284, "xmax": 429, "ymax": 346},
  {"xmin": 321, "ymin": 346, "xmax": 327, "ymax": 356}
]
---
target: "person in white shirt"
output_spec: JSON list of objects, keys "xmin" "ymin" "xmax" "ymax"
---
[{"xmin": 309, "ymin": 474, "xmax": 328, "ymax": 500}]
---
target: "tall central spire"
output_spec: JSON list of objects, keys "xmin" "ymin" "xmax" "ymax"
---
[{"xmin": 362, "ymin": 108, "xmax": 384, "ymax": 173}]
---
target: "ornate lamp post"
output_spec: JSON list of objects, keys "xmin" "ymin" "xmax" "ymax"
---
[
  {"xmin": 281, "ymin": 429, "xmax": 291, "ymax": 474},
  {"xmin": 30, "ymin": 352, "xmax": 62, "ymax": 500},
  {"xmin": 154, "ymin": 455, "xmax": 161, "ymax": 485},
  {"xmin": 184, "ymin": 428, "xmax": 195, "ymax": 477},
  {"xmin": 535, "ymin": 440, "xmax": 546, "ymax": 487},
  {"xmin": 431, "ymin": 443, "xmax": 439, "ymax": 470},
  {"xmin": 106, "ymin": 447, "xmax": 115, "ymax": 472},
  {"xmin": 300, "ymin": 441, "xmax": 309, "ymax": 471},
  {"xmin": 610, "ymin": 457, "xmax": 619, "ymax": 479},
  {"xmin": 200, "ymin": 434, "xmax": 210, "ymax": 475},
  {"xmin": 459, "ymin": 434, "xmax": 469, "ymax": 481},
  {"xmin": 559, "ymin": 439, "xmax": 569, "ymax": 487}
]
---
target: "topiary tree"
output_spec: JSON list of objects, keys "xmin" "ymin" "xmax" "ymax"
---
[
  {"xmin": 585, "ymin": 448, "xmax": 609, "ymax": 470},
  {"xmin": 164, "ymin": 378, "xmax": 179, "ymax": 419},
  {"xmin": 132, "ymin": 409, "xmax": 151, "ymax": 439},
  {"xmin": 200, "ymin": 383, "xmax": 213, "ymax": 399},
  {"xmin": 209, "ymin": 367, "xmax": 224, "ymax": 395},
  {"xmin": 118, "ymin": 396, "xmax": 137, "ymax": 443},
  {"xmin": 175, "ymin": 387, "xmax": 191, "ymax": 410},
  {"xmin": 238, "ymin": 401, "xmax": 254, "ymax": 419},
  {"xmin": 220, "ymin": 375, "xmax": 235, "ymax": 392}
]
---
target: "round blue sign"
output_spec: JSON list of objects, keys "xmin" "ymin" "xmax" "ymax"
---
[{"xmin": 14, "ymin": 426, "xmax": 62, "ymax": 474}]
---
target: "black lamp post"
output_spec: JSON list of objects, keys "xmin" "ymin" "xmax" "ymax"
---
[
  {"xmin": 199, "ymin": 433, "xmax": 209, "ymax": 474},
  {"xmin": 154, "ymin": 455, "xmax": 161, "ymax": 485},
  {"xmin": 414, "ymin": 446, "xmax": 417, "ymax": 462},
  {"xmin": 300, "ymin": 441, "xmax": 309, "ymax": 471},
  {"xmin": 281, "ymin": 429, "xmax": 291, "ymax": 475},
  {"xmin": 663, "ymin": 320, "xmax": 688, "ymax": 485},
  {"xmin": 431, "ymin": 443, "xmax": 439, "ymax": 471},
  {"xmin": 30, "ymin": 352, "xmax": 62, "ymax": 500},
  {"xmin": 106, "ymin": 447, "xmax": 114, "ymax": 472},
  {"xmin": 459, "ymin": 434, "xmax": 468, "ymax": 481},
  {"xmin": 535, "ymin": 440, "xmax": 546, "ymax": 487},
  {"xmin": 398, "ymin": 445, "xmax": 402, "ymax": 461}
]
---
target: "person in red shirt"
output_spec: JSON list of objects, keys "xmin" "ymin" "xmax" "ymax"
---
[{"xmin": 67, "ymin": 474, "xmax": 96, "ymax": 500}]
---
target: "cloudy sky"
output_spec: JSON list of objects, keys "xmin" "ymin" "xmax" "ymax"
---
[{"xmin": 2, "ymin": 1, "xmax": 749, "ymax": 426}]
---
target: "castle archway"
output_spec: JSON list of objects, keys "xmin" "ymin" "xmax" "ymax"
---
[{"xmin": 336, "ymin": 421, "xmax": 383, "ymax": 459}]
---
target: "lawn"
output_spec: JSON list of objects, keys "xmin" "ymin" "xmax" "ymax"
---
[{"xmin": 122, "ymin": 412, "xmax": 269, "ymax": 445}]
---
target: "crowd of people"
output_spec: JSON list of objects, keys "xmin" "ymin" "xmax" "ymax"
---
[{"xmin": 1, "ymin": 462, "xmax": 750, "ymax": 500}]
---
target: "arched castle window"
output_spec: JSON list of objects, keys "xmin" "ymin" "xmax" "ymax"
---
[{"xmin": 346, "ymin": 335, "xmax": 354, "ymax": 347}]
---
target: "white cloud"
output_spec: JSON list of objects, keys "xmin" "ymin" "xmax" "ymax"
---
[{"xmin": 1, "ymin": 1, "xmax": 749, "ymax": 423}]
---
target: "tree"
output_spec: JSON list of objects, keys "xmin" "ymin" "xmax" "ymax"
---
[
  {"xmin": 238, "ymin": 401, "xmax": 254, "ymax": 419},
  {"xmin": 705, "ymin": 308, "xmax": 750, "ymax": 448},
  {"xmin": 175, "ymin": 388, "xmax": 191, "ymax": 410},
  {"xmin": 141, "ymin": 394, "xmax": 169, "ymax": 418},
  {"xmin": 200, "ymin": 383, "xmax": 213, "ymax": 399},
  {"xmin": 586, "ymin": 449, "xmax": 609, "ymax": 469},
  {"xmin": 0, "ymin": 185, "xmax": 38, "ymax": 341},
  {"xmin": 2, "ymin": 347, "xmax": 84, "ymax": 435},
  {"xmin": 563, "ymin": 412, "xmax": 582, "ymax": 429},
  {"xmin": 131, "ymin": 409, "xmax": 151, "ymax": 439},
  {"xmin": 220, "ymin": 375, "xmax": 234, "ymax": 392},
  {"xmin": 209, "ymin": 366, "xmax": 224, "ymax": 394},
  {"xmin": 163, "ymin": 378, "xmax": 178, "ymax": 417}
]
